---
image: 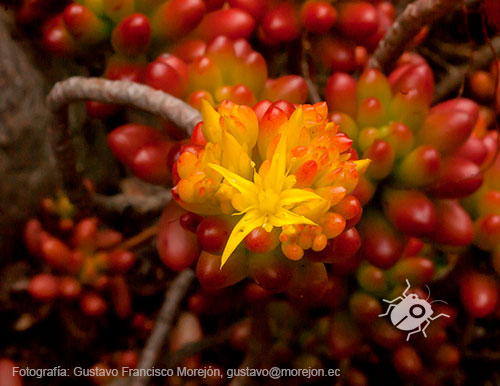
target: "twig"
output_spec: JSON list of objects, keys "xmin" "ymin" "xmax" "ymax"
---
[
  {"xmin": 432, "ymin": 41, "xmax": 474, "ymax": 58},
  {"xmin": 47, "ymin": 77, "xmax": 201, "ymax": 133},
  {"xmin": 130, "ymin": 269, "xmax": 195, "ymax": 386},
  {"xmin": 464, "ymin": 350, "xmax": 500, "ymax": 361},
  {"xmin": 46, "ymin": 77, "xmax": 201, "ymax": 208},
  {"xmin": 165, "ymin": 329, "xmax": 232, "ymax": 368},
  {"xmin": 418, "ymin": 46, "xmax": 452, "ymax": 70},
  {"xmin": 433, "ymin": 36, "xmax": 500, "ymax": 102},
  {"xmin": 395, "ymin": 0, "xmax": 414, "ymax": 12},
  {"xmin": 301, "ymin": 35, "xmax": 322, "ymax": 104},
  {"xmin": 10, "ymin": 279, "xmax": 29, "ymax": 292},
  {"xmin": 228, "ymin": 307, "xmax": 269, "ymax": 386},
  {"xmin": 114, "ymin": 222, "xmax": 159, "ymax": 251},
  {"xmin": 92, "ymin": 189, "xmax": 171, "ymax": 217},
  {"xmin": 368, "ymin": 0, "xmax": 459, "ymax": 72}
]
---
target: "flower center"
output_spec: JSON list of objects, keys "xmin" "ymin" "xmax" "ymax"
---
[{"xmin": 258, "ymin": 190, "xmax": 280, "ymax": 215}]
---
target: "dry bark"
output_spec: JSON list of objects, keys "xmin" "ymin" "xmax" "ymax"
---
[
  {"xmin": 47, "ymin": 77, "xmax": 202, "ymax": 134},
  {"xmin": 0, "ymin": 18, "xmax": 57, "ymax": 258},
  {"xmin": 369, "ymin": 0, "xmax": 460, "ymax": 72}
]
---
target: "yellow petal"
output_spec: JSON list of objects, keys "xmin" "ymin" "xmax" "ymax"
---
[
  {"xmin": 269, "ymin": 208, "xmax": 317, "ymax": 228},
  {"xmin": 231, "ymin": 193, "xmax": 252, "ymax": 213},
  {"xmin": 220, "ymin": 210, "xmax": 265, "ymax": 268},
  {"xmin": 279, "ymin": 188, "xmax": 325, "ymax": 207},
  {"xmin": 292, "ymin": 199, "xmax": 330, "ymax": 221},
  {"xmin": 217, "ymin": 100, "xmax": 235, "ymax": 116},
  {"xmin": 253, "ymin": 169, "xmax": 263, "ymax": 190},
  {"xmin": 208, "ymin": 163, "xmax": 259, "ymax": 199},
  {"xmin": 173, "ymin": 190, "xmax": 222, "ymax": 215},
  {"xmin": 283, "ymin": 175, "xmax": 296, "ymax": 190},
  {"xmin": 316, "ymin": 186, "xmax": 347, "ymax": 207},
  {"xmin": 287, "ymin": 106, "xmax": 304, "ymax": 148},
  {"xmin": 354, "ymin": 159, "xmax": 371, "ymax": 175},
  {"xmin": 235, "ymin": 105, "xmax": 259, "ymax": 149},
  {"xmin": 238, "ymin": 151, "xmax": 254, "ymax": 181},
  {"xmin": 222, "ymin": 115, "xmax": 244, "ymax": 145},
  {"xmin": 222, "ymin": 109, "xmax": 258, "ymax": 151},
  {"xmin": 221, "ymin": 131, "xmax": 252, "ymax": 179},
  {"xmin": 201, "ymin": 99, "xmax": 222, "ymax": 143},
  {"xmin": 265, "ymin": 131, "xmax": 288, "ymax": 191}
]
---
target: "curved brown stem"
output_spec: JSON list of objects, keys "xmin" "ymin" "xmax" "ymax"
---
[
  {"xmin": 46, "ymin": 77, "xmax": 201, "ymax": 209},
  {"xmin": 47, "ymin": 77, "xmax": 201, "ymax": 132},
  {"xmin": 368, "ymin": 0, "xmax": 459, "ymax": 72}
]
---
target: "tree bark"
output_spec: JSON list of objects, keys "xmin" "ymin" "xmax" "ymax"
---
[{"xmin": 0, "ymin": 19, "xmax": 57, "ymax": 258}]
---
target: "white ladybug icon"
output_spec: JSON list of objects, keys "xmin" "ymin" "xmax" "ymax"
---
[{"xmin": 379, "ymin": 279, "xmax": 450, "ymax": 341}]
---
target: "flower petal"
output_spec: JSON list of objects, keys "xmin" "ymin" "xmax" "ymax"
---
[
  {"xmin": 269, "ymin": 208, "xmax": 317, "ymax": 228},
  {"xmin": 208, "ymin": 163, "xmax": 259, "ymax": 199},
  {"xmin": 354, "ymin": 159, "xmax": 371, "ymax": 175},
  {"xmin": 221, "ymin": 131, "xmax": 253, "ymax": 179},
  {"xmin": 279, "ymin": 188, "xmax": 325, "ymax": 207},
  {"xmin": 283, "ymin": 175, "xmax": 296, "ymax": 190},
  {"xmin": 286, "ymin": 106, "xmax": 304, "ymax": 148},
  {"xmin": 265, "ymin": 131, "xmax": 288, "ymax": 191},
  {"xmin": 220, "ymin": 210, "xmax": 265, "ymax": 268},
  {"xmin": 253, "ymin": 169, "xmax": 263, "ymax": 190},
  {"xmin": 172, "ymin": 187, "xmax": 222, "ymax": 215},
  {"xmin": 201, "ymin": 99, "xmax": 222, "ymax": 143}
]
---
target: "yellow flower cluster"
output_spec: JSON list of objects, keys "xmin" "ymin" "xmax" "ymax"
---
[{"xmin": 173, "ymin": 100, "xmax": 370, "ymax": 267}]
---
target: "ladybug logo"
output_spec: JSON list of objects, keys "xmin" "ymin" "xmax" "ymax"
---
[{"xmin": 379, "ymin": 279, "xmax": 450, "ymax": 341}]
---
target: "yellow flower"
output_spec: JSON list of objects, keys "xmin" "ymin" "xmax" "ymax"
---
[
  {"xmin": 173, "ymin": 99, "xmax": 370, "ymax": 268},
  {"xmin": 209, "ymin": 132, "xmax": 327, "ymax": 268},
  {"xmin": 201, "ymin": 99, "xmax": 258, "ymax": 153}
]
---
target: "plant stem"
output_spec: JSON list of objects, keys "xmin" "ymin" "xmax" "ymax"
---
[
  {"xmin": 369, "ymin": 0, "xmax": 459, "ymax": 72},
  {"xmin": 433, "ymin": 36, "xmax": 500, "ymax": 102},
  {"xmin": 93, "ymin": 189, "xmax": 171, "ymax": 217},
  {"xmin": 114, "ymin": 223, "xmax": 159, "ymax": 251},
  {"xmin": 46, "ymin": 77, "xmax": 202, "ymax": 208},
  {"xmin": 301, "ymin": 35, "xmax": 322, "ymax": 104},
  {"xmin": 130, "ymin": 269, "xmax": 195, "ymax": 386},
  {"xmin": 47, "ymin": 77, "xmax": 201, "ymax": 133},
  {"xmin": 165, "ymin": 329, "xmax": 232, "ymax": 368}
]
